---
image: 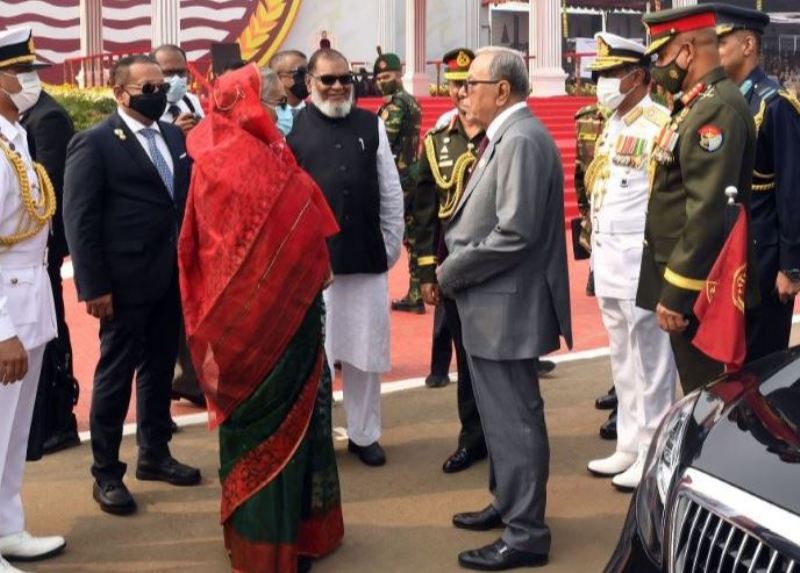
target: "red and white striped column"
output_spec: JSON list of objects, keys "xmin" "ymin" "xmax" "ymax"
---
[
  {"xmin": 78, "ymin": 0, "xmax": 103, "ymax": 86},
  {"xmin": 528, "ymin": 0, "xmax": 567, "ymax": 97},
  {"xmin": 403, "ymin": 0, "xmax": 429, "ymax": 96},
  {"xmin": 152, "ymin": 0, "xmax": 181, "ymax": 49}
]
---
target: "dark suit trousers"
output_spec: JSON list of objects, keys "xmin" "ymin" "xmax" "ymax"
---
[
  {"xmin": 442, "ymin": 297, "xmax": 485, "ymax": 452},
  {"xmin": 669, "ymin": 319, "xmax": 724, "ymax": 394},
  {"xmin": 467, "ymin": 355, "xmax": 551, "ymax": 554},
  {"xmin": 173, "ymin": 316, "xmax": 201, "ymax": 396},
  {"xmin": 746, "ymin": 290, "xmax": 793, "ymax": 363},
  {"xmin": 429, "ymin": 302, "xmax": 452, "ymax": 377},
  {"xmin": 47, "ymin": 251, "xmax": 73, "ymax": 375},
  {"xmin": 90, "ymin": 277, "xmax": 179, "ymax": 483}
]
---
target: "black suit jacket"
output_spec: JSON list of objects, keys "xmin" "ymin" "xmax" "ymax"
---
[
  {"xmin": 21, "ymin": 91, "xmax": 75, "ymax": 260},
  {"xmin": 63, "ymin": 110, "xmax": 190, "ymax": 305}
]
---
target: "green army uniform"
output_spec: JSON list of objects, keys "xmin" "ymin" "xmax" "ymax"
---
[
  {"xmin": 574, "ymin": 104, "xmax": 609, "ymax": 296},
  {"xmin": 638, "ymin": 7, "xmax": 759, "ymax": 393},
  {"xmin": 375, "ymin": 51, "xmax": 423, "ymax": 310}
]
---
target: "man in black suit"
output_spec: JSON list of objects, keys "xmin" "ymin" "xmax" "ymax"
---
[
  {"xmin": 20, "ymin": 86, "xmax": 80, "ymax": 458},
  {"xmin": 64, "ymin": 54, "xmax": 200, "ymax": 516}
]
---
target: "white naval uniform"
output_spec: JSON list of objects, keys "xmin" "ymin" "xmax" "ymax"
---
[
  {"xmin": 0, "ymin": 115, "xmax": 57, "ymax": 537},
  {"xmin": 323, "ymin": 119, "xmax": 404, "ymax": 446},
  {"xmin": 589, "ymin": 96, "xmax": 677, "ymax": 458}
]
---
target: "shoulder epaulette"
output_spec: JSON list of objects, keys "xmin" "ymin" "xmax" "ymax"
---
[
  {"xmin": 778, "ymin": 90, "xmax": 800, "ymax": 115},
  {"xmin": 643, "ymin": 105, "xmax": 671, "ymax": 128},
  {"xmin": 424, "ymin": 121, "xmax": 449, "ymax": 139},
  {"xmin": 754, "ymin": 79, "xmax": 780, "ymax": 103}
]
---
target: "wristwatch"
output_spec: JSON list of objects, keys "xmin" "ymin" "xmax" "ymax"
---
[{"xmin": 782, "ymin": 269, "xmax": 800, "ymax": 282}]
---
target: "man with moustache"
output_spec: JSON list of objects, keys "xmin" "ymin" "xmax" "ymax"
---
[
  {"xmin": 438, "ymin": 47, "xmax": 571, "ymax": 570},
  {"xmin": 287, "ymin": 49, "xmax": 404, "ymax": 467},
  {"xmin": 414, "ymin": 48, "xmax": 487, "ymax": 474},
  {"xmin": 715, "ymin": 5, "xmax": 800, "ymax": 362}
]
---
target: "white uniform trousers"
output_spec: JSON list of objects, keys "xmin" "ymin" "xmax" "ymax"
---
[
  {"xmin": 0, "ymin": 344, "xmax": 45, "ymax": 536},
  {"xmin": 339, "ymin": 362, "xmax": 382, "ymax": 447},
  {"xmin": 597, "ymin": 298, "xmax": 676, "ymax": 456}
]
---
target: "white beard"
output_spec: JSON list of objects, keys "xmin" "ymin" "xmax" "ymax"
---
[{"xmin": 311, "ymin": 88, "xmax": 354, "ymax": 118}]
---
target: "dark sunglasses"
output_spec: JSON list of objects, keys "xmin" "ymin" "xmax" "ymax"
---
[
  {"xmin": 312, "ymin": 73, "xmax": 354, "ymax": 87},
  {"xmin": 126, "ymin": 82, "xmax": 170, "ymax": 95}
]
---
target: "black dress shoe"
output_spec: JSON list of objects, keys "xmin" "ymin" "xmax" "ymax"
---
[
  {"xmin": 599, "ymin": 409, "xmax": 617, "ymax": 441},
  {"xmin": 391, "ymin": 297, "xmax": 426, "ymax": 314},
  {"xmin": 93, "ymin": 480, "xmax": 137, "ymax": 515},
  {"xmin": 136, "ymin": 456, "xmax": 202, "ymax": 486},
  {"xmin": 298, "ymin": 556, "xmax": 313, "ymax": 573},
  {"xmin": 594, "ymin": 387, "xmax": 618, "ymax": 410},
  {"xmin": 171, "ymin": 388, "xmax": 206, "ymax": 407},
  {"xmin": 425, "ymin": 374, "xmax": 451, "ymax": 388},
  {"xmin": 443, "ymin": 447, "xmax": 487, "ymax": 474},
  {"xmin": 458, "ymin": 539, "xmax": 548, "ymax": 571},
  {"xmin": 42, "ymin": 428, "xmax": 81, "ymax": 455},
  {"xmin": 535, "ymin": 359, "xmax": 556, "ymax": 375},
  {"xmin": 347, "ymin": 440, "xmax": 386, "ymax": 466},
  {"xmin": 453, "ymin": 505, "xmax": 504, "ymax": 531}
]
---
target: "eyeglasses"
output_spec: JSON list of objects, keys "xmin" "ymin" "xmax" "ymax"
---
[
  {"xmin": 311, "ymin": 73, "xmax": 354, "ymax": 87},
  {"xmin": 126, "ymin": 82, "xmax": 169, "ymax": 95},
  {"xmin": 463, "ymin": 79, "xmax": 502, "ymax": 92}
]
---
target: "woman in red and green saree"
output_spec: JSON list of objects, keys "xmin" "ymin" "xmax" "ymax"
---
[{"xmin": 178, "ymin": 64, "xmax": 343, "ymax": 573}]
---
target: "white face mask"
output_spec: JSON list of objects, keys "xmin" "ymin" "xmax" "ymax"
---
[
  {"xmin": 1, "ymin": 70, "xmax": 42, "ymax": 114},
  {"xmin": 166, "ymin": 74, "xmax": 188, "ymax": 104},
  {"xmin": 596, "ymin": 71, "xmax": 635, "ymax": 111}
]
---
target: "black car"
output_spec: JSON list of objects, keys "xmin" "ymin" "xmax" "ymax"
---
[{"xmin": 605, "ymin": 346, "xmax": 800, "ymax": 573}]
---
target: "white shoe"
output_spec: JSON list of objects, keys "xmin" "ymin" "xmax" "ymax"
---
[
  {"xmin": 587, "ymin": 451, "xmax": 636, "ymax": 477},
  {"xmin": 612, "ymin": 452, "xmax": 647, "ymax": 491},
  {"xmin": 0, "ymin": 531, "xmax": 65, "ymax": 561},
  {"xmin": 0, "ymin": 555, "xmax": 32, "ymax": 573}
]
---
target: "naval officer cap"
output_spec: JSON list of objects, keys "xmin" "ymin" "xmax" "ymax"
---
[
  {"xmin": 588, "ymin": 32, "xmax": 650, "ymax": 73},
  {"xmin": 642, "ymin": 5, "xmax": 717, "ymax": 56},
  {"xmin": 714, "ymin": 4, "xmax": 770, "ymax": 38},
  {"xmin": 0, "ymin": 27, "xmax": 50, "ymax": 70}
]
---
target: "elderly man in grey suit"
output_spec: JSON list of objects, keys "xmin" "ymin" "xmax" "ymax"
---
[{"xmin": 437, "ymin": 47, "xmax": 572, "ymax": 571}]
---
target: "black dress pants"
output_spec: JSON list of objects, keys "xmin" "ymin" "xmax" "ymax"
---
[
  {"xmin": 443, "ymin": 297, "xmax": 485, "ymax": 452},
  {"xmin": 429, "ymin": 302, "xmax": 453, "ymax": 377},
  {"xmin": 90, "ymin": 277, "xmax": 179, "ymax": 483}
]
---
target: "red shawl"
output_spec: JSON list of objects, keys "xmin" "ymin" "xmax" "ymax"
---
[{"xmin": 179, "ymin": 65, "xmax": 338, "ymax": 428}]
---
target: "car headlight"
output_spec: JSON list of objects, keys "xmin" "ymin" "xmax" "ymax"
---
[{"xmin": 635, "ymin": 392, "xmax": 699, "ymax": 567}]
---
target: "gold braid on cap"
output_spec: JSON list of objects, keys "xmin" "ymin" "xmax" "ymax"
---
[
  {"xmin": 424, "ymin": 135, "xmax": 476, "ymax": 218},
  {"xmin": 0, "ymin": 138, "xmax": 56, "ymax": 248}
]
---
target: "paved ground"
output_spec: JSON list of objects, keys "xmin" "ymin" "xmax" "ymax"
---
[{"xmin": 21, "ymin": 354, "xmax": 632, "ymax": 573}]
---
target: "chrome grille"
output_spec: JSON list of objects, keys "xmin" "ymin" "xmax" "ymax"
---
[{"xmin": 670, "ymin": 470, "xmax": 800, "ymax": 573}]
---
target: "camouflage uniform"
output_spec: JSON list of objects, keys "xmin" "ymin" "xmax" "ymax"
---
[{"xmin": 377, "ymin": 81, "xmax": 422, "ymax": 306}]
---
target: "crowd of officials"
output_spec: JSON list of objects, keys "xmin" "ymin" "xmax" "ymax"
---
[{"xmin": 0, "ymin": 2, "xmax": 799, "ymax": 572}]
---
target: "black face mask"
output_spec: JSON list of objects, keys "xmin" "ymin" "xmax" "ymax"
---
[
  {"xmin": 289, "ymin": 69, "xmax": 309, "ymax": 101},
  {"xmin": 127, "ymin": 91, "xmax": 167, "ymax": 122}
]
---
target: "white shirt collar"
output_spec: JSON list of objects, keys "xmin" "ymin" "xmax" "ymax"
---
[
  {"xmin": 117, "ymin": 106, "xmax": 161, "ymax": 135},
  {"xmin": 0, "ymin": 114, "xmax": 23, "ymax": 145},
  {"xmin": 290, "ymin": 100, "xmax": 306, "ymax": 112},
  {"xmin": 486, "ymin": 101, "xmax": 528, "ymax": 141}
]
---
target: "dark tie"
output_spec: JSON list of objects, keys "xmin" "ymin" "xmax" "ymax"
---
[
  {"xmin": 141, "ymin": 128, "xmax": 175, "ymax": 198},
  {"xmin": 168, "ymin": 104, "xmax": 182, "ymax": 120},
  {"xmin": 474, "ymin": 137, "xmax": 489, "ymax": 163}
]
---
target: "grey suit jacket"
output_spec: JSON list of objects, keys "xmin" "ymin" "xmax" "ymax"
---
[{"xmin": 438, "ymin": 106, "xmax": 572, "ymax": 361}]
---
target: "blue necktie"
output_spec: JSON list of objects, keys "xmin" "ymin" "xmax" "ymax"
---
[{"xmin": 141, "ymin": 128, "xmax": 174, "ymax": 198}]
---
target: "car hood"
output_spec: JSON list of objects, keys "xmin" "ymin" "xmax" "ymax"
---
[{"xmin": 688, "ymin": 347, "xmax": 800, "ymax": 515}]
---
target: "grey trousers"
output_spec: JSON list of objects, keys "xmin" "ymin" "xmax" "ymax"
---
[{"xmin": 467, "ymin": 355, "xmax": 551, "ymax": 554}]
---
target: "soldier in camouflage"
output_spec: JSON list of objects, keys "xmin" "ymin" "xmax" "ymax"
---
[{"xmin": 374, "ymin": 50, "xmax": 424, "ymax": 313}]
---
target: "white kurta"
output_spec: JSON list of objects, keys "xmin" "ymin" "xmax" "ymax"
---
[
  {"xmin": 0, "ymin": 115, "xmax": 56, "ymax": 537},
  {"xmin": 324, "ymin": 119, "xmax": 404, "ymax": 374}
]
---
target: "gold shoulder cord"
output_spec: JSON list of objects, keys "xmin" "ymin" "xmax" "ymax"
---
[
  {"xmin": 0, "ymin": 138, "xmax": 56, "ymax": 248},
  {"xmin": 424, "ymin": 136, "xmax": 477, "ymax": 219},
  {"xmin": 754, "ymin": 98, "xmax": 767, "ymax": 134}
]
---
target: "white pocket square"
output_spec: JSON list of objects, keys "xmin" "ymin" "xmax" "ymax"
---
[{"xmin": 179, "ymin": 152, "xmax": 187, "ymax": 159}]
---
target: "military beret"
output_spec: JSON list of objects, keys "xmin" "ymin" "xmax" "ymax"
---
[
  {"xmin": 374, "ymin": 52, "xmax": 402, "ymax": 75},
  {"xmin": 442, "ymin": 48, "xmax": 475, "ymax": 81},
  {"xmin": 714, "ymin": 4, "xmax": 770, "ymax": 37},
  {"xmin": 642, "ymin": 6, "xmax": 717, "ymax": 56}
]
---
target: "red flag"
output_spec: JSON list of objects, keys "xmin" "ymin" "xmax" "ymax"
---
[{"xmin": 692, "ymin": 206, "xmax": 748, "ymax": 371}]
